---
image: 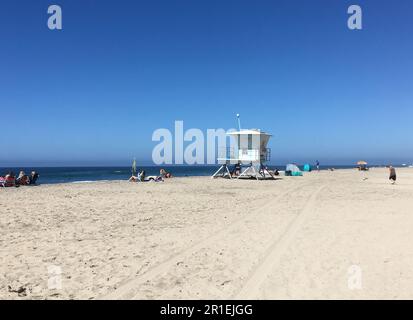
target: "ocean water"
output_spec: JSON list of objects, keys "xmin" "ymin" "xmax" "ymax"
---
[
  {"xmin": 0, "ymin": 166, "xmax": 218, "ymax": 184},
  {"xmin": 0, "ymin": 165, "xmax": 400, "ymax": 185}
]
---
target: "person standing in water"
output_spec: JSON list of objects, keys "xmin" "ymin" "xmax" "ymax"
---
[{"xmin": 389, "ymin": 166, "xmax": 397, "ymax": 184}]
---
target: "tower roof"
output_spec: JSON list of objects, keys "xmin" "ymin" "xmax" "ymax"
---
[{"xmin": 227, "ymin": 129, "xmax": 271, "ymax": 136}]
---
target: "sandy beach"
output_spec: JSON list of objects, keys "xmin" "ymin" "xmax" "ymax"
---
[{"xmin": 1, "ymin": 168, "xmax": 413, "ymax": 300}]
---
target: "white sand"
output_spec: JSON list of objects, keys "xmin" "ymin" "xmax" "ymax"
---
[{"xmin": 1, "ymin": 168, "xmax": 413, "ymax": 299}]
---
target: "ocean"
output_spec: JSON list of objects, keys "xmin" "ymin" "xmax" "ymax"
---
[
  {"xmin": 0, "ymin": 166, "xmax": 218, "ymax": 184},
  {"xmin": 0, "ymin": 164, "xmax": 400, "ymax": 185}
]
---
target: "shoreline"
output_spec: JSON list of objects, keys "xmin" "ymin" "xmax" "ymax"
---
[{"xmin": 2, "ymin": 166, "xmax": 410, "ymax": 186}]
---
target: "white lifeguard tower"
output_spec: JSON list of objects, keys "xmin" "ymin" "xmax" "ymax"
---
[{"xmin": 212, "ymin": 115, "xmax": 275, "ymax": 180}]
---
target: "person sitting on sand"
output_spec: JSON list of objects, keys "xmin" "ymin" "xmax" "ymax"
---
[
  {"xmin": 129, "ymin": 170, "xmax": 146, "ymax": 182},
  {"xmin": 138, "ymin": 170, "xmax": 146, "ymax": 182},
  {"xmin": 231, "ymin": 162, "xmax": 241, "ymax": 177},
  {"xmin": 389, "ymin": 166, "xmax": 397, "ymax": 185},
  {"xmin": 29, "ymin": 171, "xmax": 39, "ymax": 185},
  {"xmin": 128, "ymin": 175, "xmax": 139, "ymax": 182},
  {"xmin": 2, "ymin": 171, "xmax": 16, "ymax": 187},
  {"xmin": 5, "ymin": 171, "xmax": 14, "ymax": 179},
  {"xmin": 160, "ymin": 168, "xmax": 172, "ymax": 178},
  {"xmin": 259, "ymin": 164, "xmax": 269, "ymax": 177},
  {"xmin": 0, "ymin": 174, "xmax": 6, "ymax": 187},
  {"xmin": 16, "ymin": 171, "xmax": 29, "ymax": 186},
  {"xmin": 17, "ymin": 171, "xmax": 24, "ymax": 180},
  {"xmin": 160, "ymin": 168, "xmax": 166, "ymax": 177}
]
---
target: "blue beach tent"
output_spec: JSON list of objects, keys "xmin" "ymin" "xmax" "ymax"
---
[
  {"xmin": 285, "ymin": 164, "xmax": 303, "ymax": 176},
  {"xmin": 303, "ymin": 164, "xmax": 311, "ymax": 172}
]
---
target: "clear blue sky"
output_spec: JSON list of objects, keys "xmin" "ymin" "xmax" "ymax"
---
[{"xmin": 1, "ymin": 0, "xmax": 412, "ymax": 166}]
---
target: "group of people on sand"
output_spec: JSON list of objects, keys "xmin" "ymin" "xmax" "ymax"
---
[
  {"xmin": 358, "ymin": 165, "xmax": 398, "ymax": 185},
  {"xmin": 128, "ymin": 168, "xmax": 172, "ymax": 183},
  {"xmin": 227, "ymin": 162, "xmax": 279, "ymax": 178},
  {"xmin": 0, "ymin": 170, "xmax": 39, "ymax": 187}
]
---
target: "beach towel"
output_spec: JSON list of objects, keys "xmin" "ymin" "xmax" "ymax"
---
[{"xmin": 1, "ymin": 176, "xmax": 16, "ymax": 187}]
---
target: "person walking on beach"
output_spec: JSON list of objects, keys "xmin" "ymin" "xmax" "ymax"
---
[
  {"xmin": 389, "ymin": 166, "xmax": 397, "ymax": 184},
  {"xmin": 316, "ymin": 160, "xmax": 320, "ymax": 172}
]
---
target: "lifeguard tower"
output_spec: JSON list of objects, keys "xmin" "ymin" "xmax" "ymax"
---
[{"xmin": 212, "ymin": 115, "xmax": 275, "ymax": 180}]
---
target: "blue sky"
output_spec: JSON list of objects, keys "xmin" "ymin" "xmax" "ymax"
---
[{"xmin": 1, "ymin": 0, "xmax": 412, "ymax": 166}]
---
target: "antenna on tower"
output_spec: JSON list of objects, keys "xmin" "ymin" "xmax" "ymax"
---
[{"xmin": 236, "ymin": 113, "xmax": 242, "ymax": 131}]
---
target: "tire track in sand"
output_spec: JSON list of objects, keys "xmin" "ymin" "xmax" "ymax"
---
[
  {"xmin": 235, "ymin": 185, "xmax": 325, "ymax": 299},
  {"xmin": 100, "ymin": 181, "xmax": 308, "ymax": 300}
]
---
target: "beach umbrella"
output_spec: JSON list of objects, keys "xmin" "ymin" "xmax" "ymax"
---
[
  {"xmin": 357, "ymin": 161, "xmax": 368, "ymax": 165},
  {"xmin": 132, "ymin": 158, "xmax": 137, "ymax": 176}
]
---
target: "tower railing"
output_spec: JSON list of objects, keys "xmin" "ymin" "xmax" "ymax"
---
[{"xmin": 217, "ymin": 147, "xmax": 271, "ymax": 163}]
